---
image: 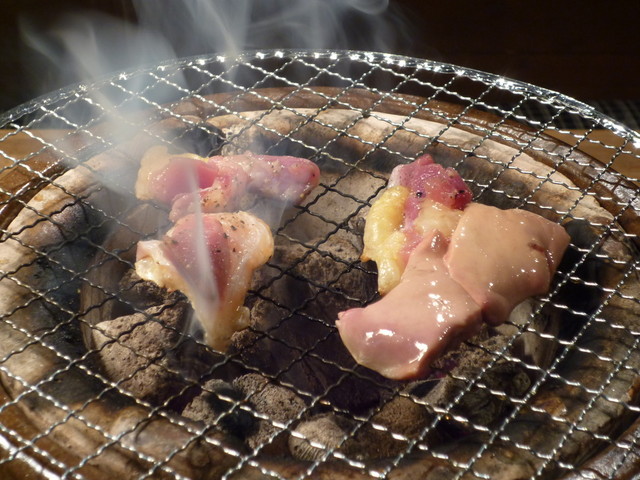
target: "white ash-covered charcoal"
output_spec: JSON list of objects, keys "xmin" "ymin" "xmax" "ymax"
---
[
  {"xmin": 498, "ymin": 241, "xmax": 640, "ymax": 472},
  {"xmin": 229, "ymin": 233, "xmax": 386, "ymax": 413},
  {"xmin": 181, "ymin": 378, "xmax": 255, "ymax": 439},
  {"xmin": 233, "ymin": 373, "xmax": 308, "ymax": 455},
  {"xmin": 278, "ymin": 169, "xmax": 387, "ymax": 245},
  {"xmin": 344, "ymin": 395, "xmax": 437, "ymax": 459},
  {"xmin": 495, "ymin": 300, "xmax": 561, "ymax": 373},
  {"xmin": 289, "ymin": 413, "xmax": 353, "ymax": 461},
  {"xmin": 168, "ymin": 121, "xmax": 226, "ymax": 158},
  {"xmin": 294, "ymin": 231, "xmax": 378, "ymax": 322},
  {"xmin": 210, "ymin": 109, "xmax": 435, "ymax": 174},
  {"xmin": 289, "ymin": 396, "xmax": 434, "ymax": 462},
  {"xmin": 90, "ymin": 301, "xmax": 219, "ymax": 405},
  {"xmin": 554, "ymin": 220, "xmax": 623, "ymax": 326},
  {"xmin": 118, "ymin": 269, "xmax": 186, "ymax": 311},
  {"xmin": 406, "ymin": 328, "xmax": 531, "ymax": 433}
]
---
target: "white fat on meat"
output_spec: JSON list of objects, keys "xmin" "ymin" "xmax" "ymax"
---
[
  {"xmin": 135, "ymin": 211, "xmax": 274, "ymax": 351},
  {"xmin": 337, "ymin": 232, "xmax": 482, "ymax": 380}
]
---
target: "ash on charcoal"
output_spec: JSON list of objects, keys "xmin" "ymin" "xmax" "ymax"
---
[
  {"xmin": 290, "ymin": 396, "xmax": 434, "ymax": 461},
  {"xmin": 91, "ymin": 300, "xmax": 220, "ymax": 406},
  {"xmin": 349, "ymin": 395, "xmax": 435, "ymax": 458},
  {"xmin": 170, "ymin": 122, "xmax": 226, "ymax": 157},
  {"xmin": 229, "ymin": 232, "xmax": 389, "ymax": 414},
  {"xmin": 408, "ymin": 330, "xmax": 532, "ymax": 435},
  {"xmin": 181, "ymin": 378, "xmax": 255, "ymax": 438},
  {"xmin": 118, "ymin": 269, "xmax": 186, "ymax": 311},
  {"xmin": 289, "ymin": 413, "xmax": 352, "ymax": 461},
  {"xmin": 554, "ymin": 220, "xmax": 615, "ymax": 340},
  {"xmin": 233, "ymin": 373, "xmax": 308, "ymax": 455}
]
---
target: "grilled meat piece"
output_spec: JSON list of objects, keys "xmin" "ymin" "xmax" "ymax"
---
[
  {"xmin": 362, "ymin": 154, "xmax": 472, "ymax": 294},
  {"xmin": 338, "ymin": 232, "xmax": 483, "ymax": 379},
  {"xmin": 135, "ymin": 212, "xmax": 274, "ymax": 350},
  {"xmin": 135, "ymin": 146, "xmax": 320, "ymax": 221},
  {"xmin": 133, "ymin": 147, "xmax": 320, "ymax": 350},
  {"xmin": 445, "ymin": 203, "xmax": 570, "ymax": 326},
  {"xmin": 338, "ymin": 157, "xmax": 570, "ymax": 380}
]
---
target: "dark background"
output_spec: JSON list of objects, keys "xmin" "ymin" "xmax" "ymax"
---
[{"xmin": 2, "ymin": 0, "xmax": 639, "ymax": 115}]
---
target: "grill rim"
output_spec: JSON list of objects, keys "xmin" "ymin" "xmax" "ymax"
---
[{"xmin": 2, "ymin": 49, "xmax": 640, "ymax": 142}]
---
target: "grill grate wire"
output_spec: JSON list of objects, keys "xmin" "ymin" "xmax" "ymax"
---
[{"xmin": 0, "ymin": 50, "xmax": 639, "ymax": 479}]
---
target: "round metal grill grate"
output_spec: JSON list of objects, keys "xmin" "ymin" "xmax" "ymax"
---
[{"xmin": 1, "ymin": 50, "xmax": 640, "ymax": 480}]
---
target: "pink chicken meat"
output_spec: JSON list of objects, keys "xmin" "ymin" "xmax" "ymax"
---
[
  {"xmin": 337, "ymin": 155, "xmax": 570, "ymax": 380},
  {"xmin": 135, "ymin": 147, "xmax": 320, "ymax": 221},
  {"xmin": 135, "ymin": 212, "xmax": 274, "ymax": 351},
  {"xmin": 338, "ymin": 232, "xmax": 482, "ymax": 379},
  {"xmin": 361, "ymin": 155, "xmax": 473, "ymax": 295},
  {"xmin": 445, "ymin": 203, "xmax": 570, "ymax": 326},
  {"xmin": 134, "ymin": 146, "xmax": 320, "ymax": 351}
]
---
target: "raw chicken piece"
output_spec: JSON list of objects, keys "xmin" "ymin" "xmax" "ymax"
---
[
  {"xmin": 134, "ymin": 146, "xmax": 320, "ymax": 221},
  {"xmin": 135, "ymin": 146, "xmax": 202, "ymax": 201},
  {"xmin": 338, "ymin": 156, "xmax": 570, "ymax": 380},
  {"xmin": 135, "ymin": 212, "xmax": 274, "ymax": 350},
  {"xmin": 168, "ymin": 159, "xmax": 251, "ymax": 220},
  {"xmin": 362, "ymin": 154, "xmax": 472, "ymax": 294},
  {"xmin": 134, "ymin": 147, "xmax": 318, "ymax": 350},
  {"xmin": 444, "ymin": 203, "xmax": 570, "ymax": 325},
  {"xmin": 337, "ymin": 232, "xmax": 482, "ymax": 380},
  {"xmin": 387, "ymin": 154, "xmax": 473, "ymax": 212}
]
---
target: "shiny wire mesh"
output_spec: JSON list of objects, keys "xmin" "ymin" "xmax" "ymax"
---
[{"xmin": 0, "ymin": 50, "xmax": 640, "ymax": 479}]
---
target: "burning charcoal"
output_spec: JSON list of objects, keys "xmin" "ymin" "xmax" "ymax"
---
[
  {"xmin": 289, "ymin": 413, "xmax": 352, "ymax": 461},
  {"xmin": 359, "ymin": 396, "xmax": 434, "ymax": 456},
  {"xmin": 230, "ymin": 234, "xmax": 384, "ymax": 413},
  {"xmin": 182, "ymin": 379, "xmax": 255, "ymax": 438},
  {"xmin": 498, "ymin": 299, "xmax": 562, "ymax": 372},
  {"xmin": 118, "ymin": 269, "xmax": 186, "ymax": 310},
  {"xmin": 173, "ymin": 123, "xmax": 226, "ymax": 157},
  {"xmin": 91, "ymin": 301, "xmax": 216, "ymax": 405},
  {"xmin": 554, "ymin": 219, "xmax": 613, "ymax": 339},
  {"xmin": 283, "ymin": 169, "xmax": 385, "ymax": 244},
  {"xmin": 233, "ymin": 373, "xmax": 308, "ymax": 455},
  {"xmin": 290, "ymin": 396, "xmax": 433, "ymax": 462},
  {"xmin": 344, "ymin": 395, "xmax": 436, "ymax": 460},
  {"xmin": 413, "ymin": 334, "xmax": 531, "ymax": 435}
]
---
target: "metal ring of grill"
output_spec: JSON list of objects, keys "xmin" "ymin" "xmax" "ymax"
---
[{"xmin": 1, "ymin": 50, "xmax": 640, "ymax": 479}]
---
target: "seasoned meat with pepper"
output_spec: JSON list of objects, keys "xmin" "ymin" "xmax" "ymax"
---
[{"xmin": 135, "ymin": 212, "xmax": 274, "ymax": 350}]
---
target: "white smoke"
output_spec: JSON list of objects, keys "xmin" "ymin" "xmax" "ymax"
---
[
  {"xmin": 22, "ymin": 0, "xmax": 410, "ymax": 93},
  {"xmin": 17, "ymin": 0, "xmax": 413, "ymax": 349},
  {"xmin": 133, "ymin": 0, "xmax": 402, "ymax": 56}
]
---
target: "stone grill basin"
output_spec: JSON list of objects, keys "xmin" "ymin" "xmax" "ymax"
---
[{"xmin": 0, "ymin": 50, "xmax": 640, "ymax": 479}]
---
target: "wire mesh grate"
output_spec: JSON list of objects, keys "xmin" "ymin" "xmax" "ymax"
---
[{"xmin": 0, "ymin": 50, "xmax": 639, "ymax": 479}]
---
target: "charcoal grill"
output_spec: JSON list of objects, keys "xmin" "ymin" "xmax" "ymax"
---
[{"xmin": 1, "ymin": 49, "xmax": 640, "ymax": 479}]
